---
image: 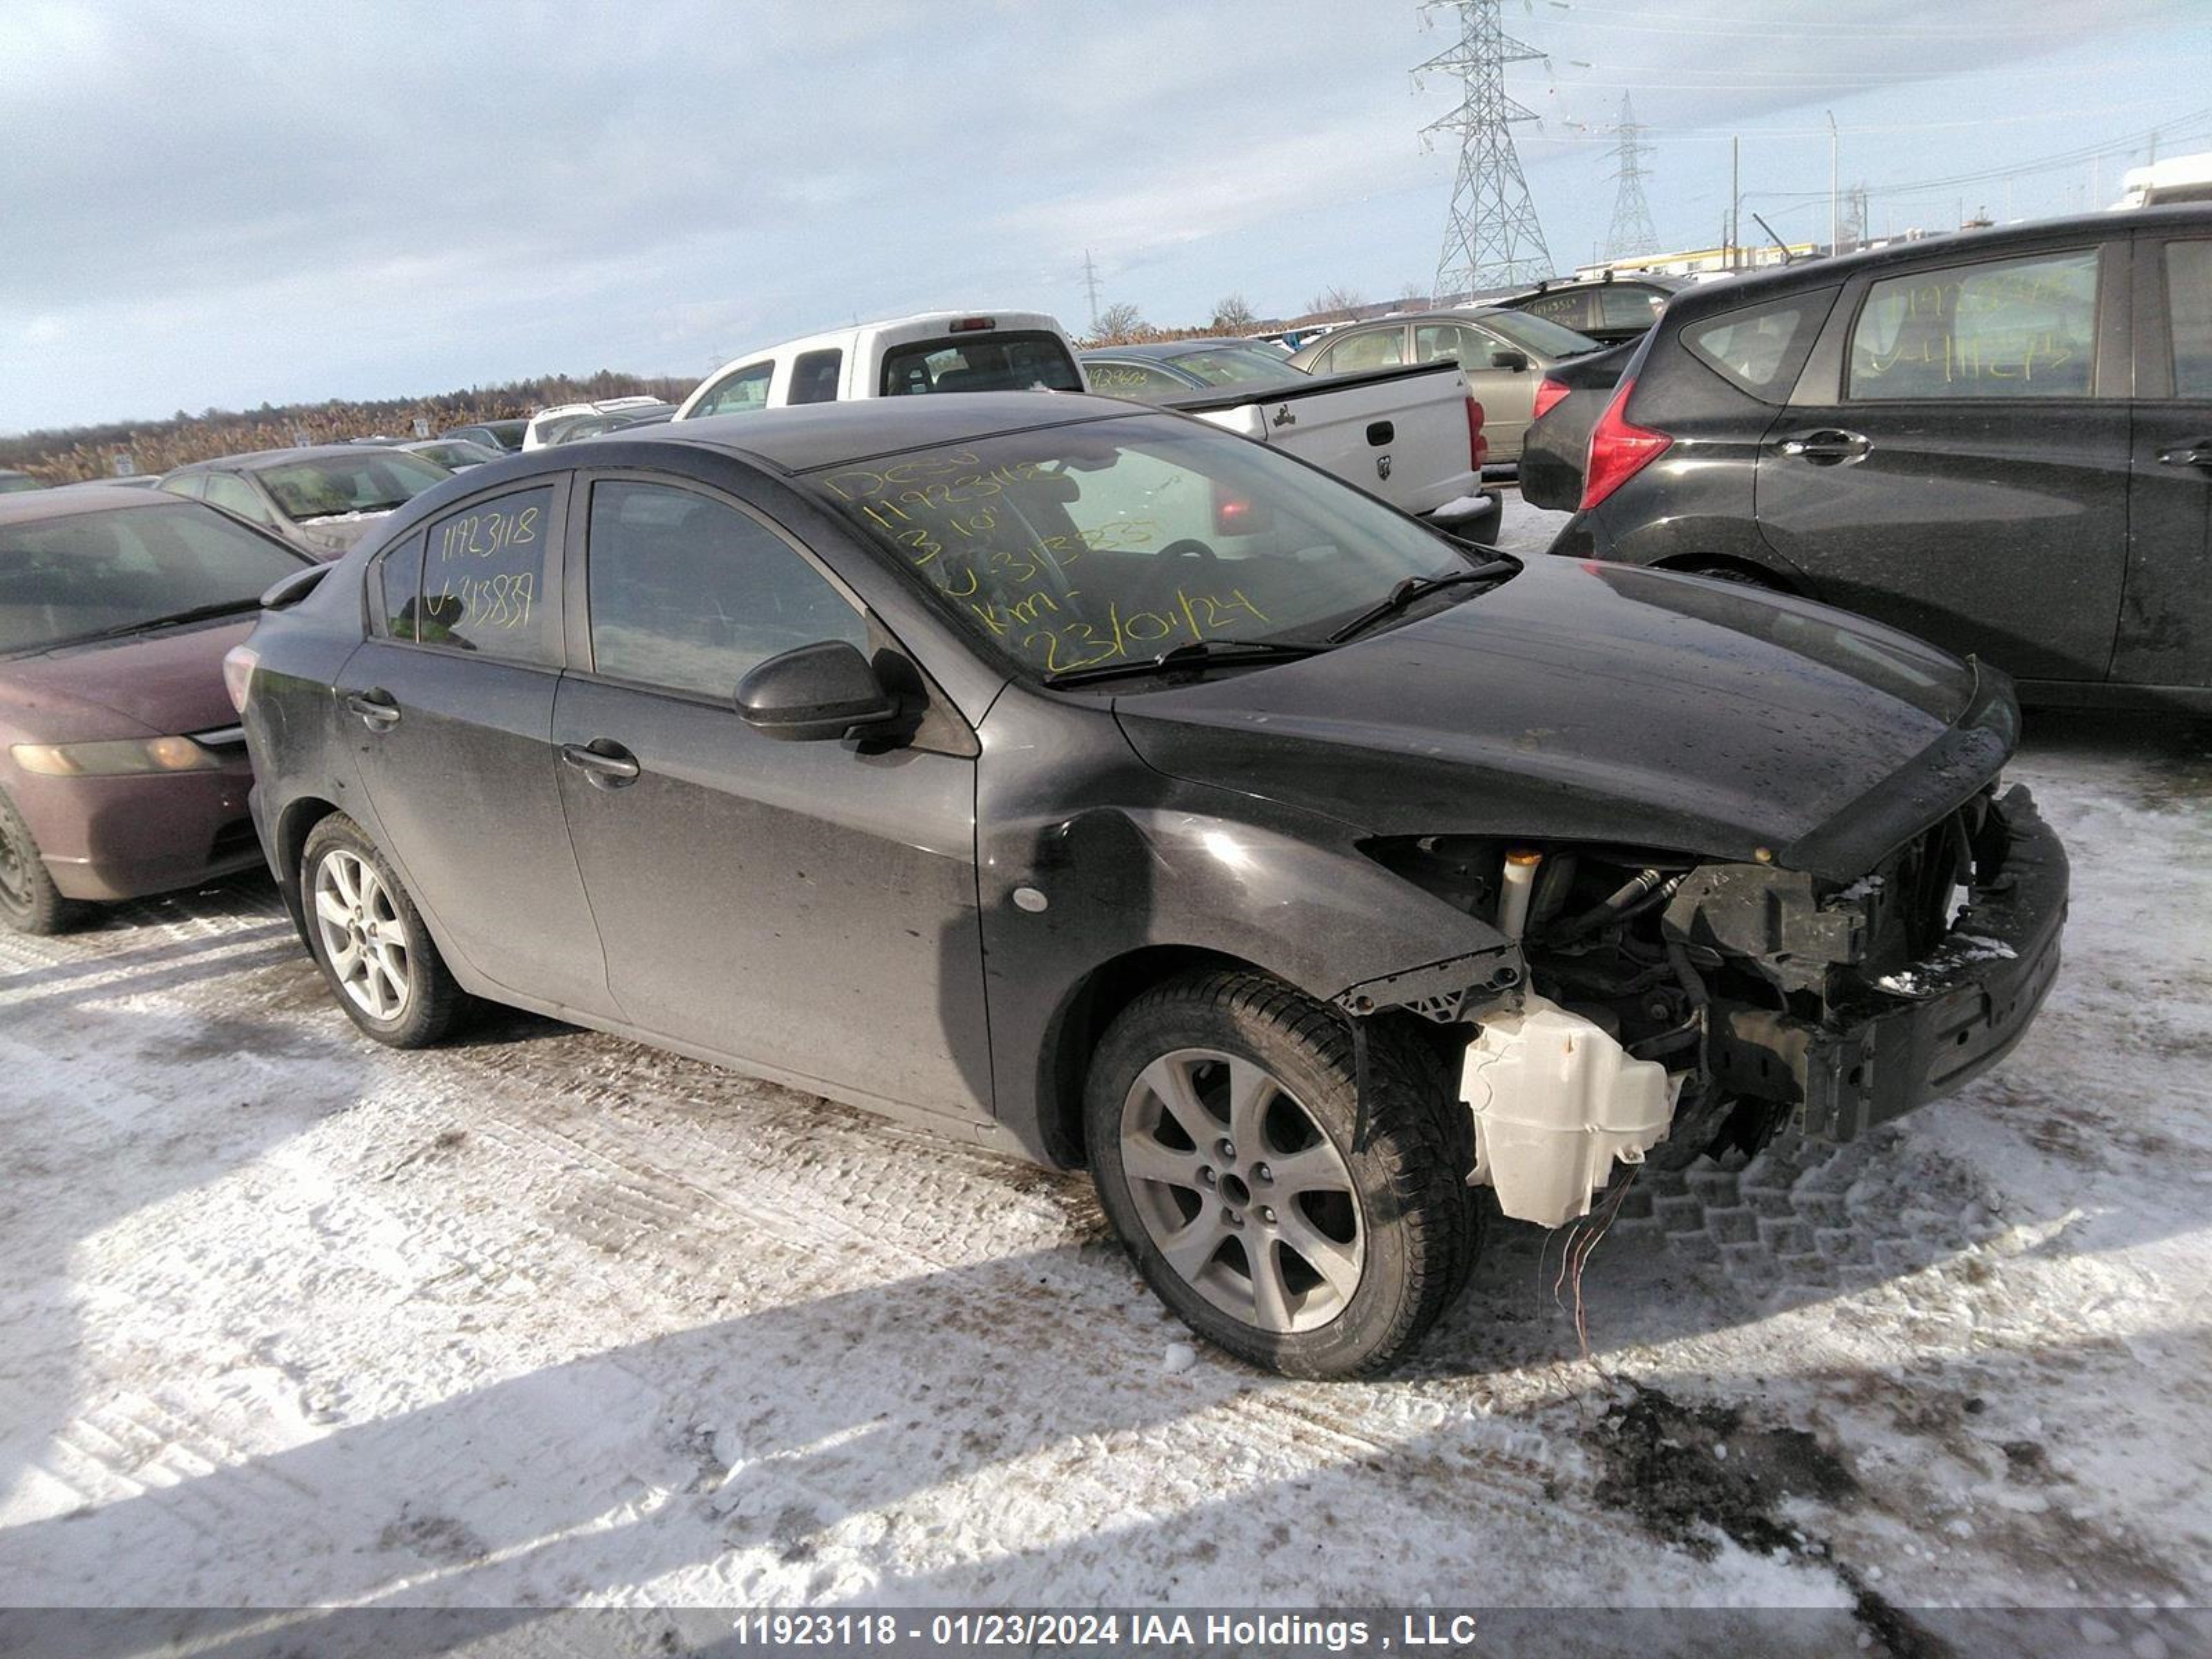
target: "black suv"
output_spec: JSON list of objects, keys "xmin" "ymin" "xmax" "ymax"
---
[{"xmin": 1537, "ymin": 205, "xmax": 2212, "ymax": 710}]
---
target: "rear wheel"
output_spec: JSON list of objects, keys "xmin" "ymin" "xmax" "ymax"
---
[
  {"xmin": 0, "ymin": 787, "xmax": 80, "ymax": 936},
  {"xmin": 301, "ymin": 814, "xmax": 469, "ymax": 1047},
  {"xmin": 1085, "ymin": 968, "xmax": 1479, "ymax": 1378},
  {"xmin": 1674, "ymin": 558, "xmax": 1781, "ymax": 590}
]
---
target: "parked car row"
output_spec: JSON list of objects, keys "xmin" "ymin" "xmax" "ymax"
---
[{"xmin": 3, "ymin": 263, "xmax": 2089, "ymax": 1378}]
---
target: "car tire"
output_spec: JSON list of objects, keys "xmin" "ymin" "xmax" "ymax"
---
[
  {"xmin": 300, "ymin": 814, "xmax": 469, "ymax": 1047},
  {"xmin": 0, "ymin": 786, "xmax": 82, "ymax": 936},
  {"xmin": 1085, "ymin": 968, "xmax": 1480, "ymax": 1378}
]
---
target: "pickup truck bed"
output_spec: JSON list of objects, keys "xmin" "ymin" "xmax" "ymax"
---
[{"xmin": 1165, "ymin": 362, "xmax": 1502, "ymax": 543}]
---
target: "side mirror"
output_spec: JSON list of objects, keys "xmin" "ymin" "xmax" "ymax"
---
[
  {"xmin": 735, "ymin": 640, "xmax": 899, "ymax": 742},
  {"xmin": 1491, "ymin": 348, "xmax": 1531, "ymax": 373}
]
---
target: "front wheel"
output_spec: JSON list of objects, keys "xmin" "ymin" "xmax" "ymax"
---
[
  {"xmin": 301, "ymin": 814, "xmax": 469, "ymax": 1047},
  {"xmin": 0, "ymin": 786, "xmax": 80, "ymax": 936},
  {"xmin": 1085, "ymin": 969, "xmax": 1479, "ymax": 1378}
]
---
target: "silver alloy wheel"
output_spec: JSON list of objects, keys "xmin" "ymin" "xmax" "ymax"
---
[
  {"xmin": 312, "ymin": 848, "xmax": 411, "ymax": 1021},
  {"xmin": 1119, "ymin": 1047, "xmax": 1366, "ymax": 1334}
]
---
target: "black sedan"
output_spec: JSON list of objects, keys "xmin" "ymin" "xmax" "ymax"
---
[
  {"xmin": 1079, "ymin": 338, "xmax": 1309, "ymax": 402},
  {"xmin": 1540, "ymin": 203, "xmax": 2212, "ymax": 709},
  {"xmin": 235, "ymin": 395, "xmax": 2065, "ymax": 1376},
  {"xmin": 1494, "ymin": 272, "xmax": 1687, "ymax": 346}
]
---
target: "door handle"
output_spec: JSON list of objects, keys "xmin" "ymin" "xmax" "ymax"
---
[
  {"xmin": 561, "ymin": 740, "xmax": 641, "ymax": 787},
  {"xmin": 1779, "ymin": 429, "xmax": 1872, "ymax": 465},
  {"xmin": 2157, "ymin": 440, "xmax": 2212, "ymax": 468},
  {"xmin": 344, "ymin": 690, "xmax": 400, "ymax": 730}
]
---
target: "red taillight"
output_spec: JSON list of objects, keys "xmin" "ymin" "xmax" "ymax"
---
[
  {"xmin": 222, "ymin": 644, "xmax": 259, "ymax": 714},
  {"xmin": 1465, "ymin": 396, "xmax": 1488, "ymax": 472},
  {"xmin": 1578, "ymin": 377, "xmax": 1671, "ymax": 512},
  {"xmin": 947, "ymin": 316, "xmax": 996, "ymax": 333},
  {"xmin": 1532, "ymin": 376, "xmax": 1571, "ymax": 422}
]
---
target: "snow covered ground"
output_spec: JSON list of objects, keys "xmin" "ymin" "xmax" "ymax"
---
[{"xmin": 1, "ymin": 495, "xmax": 2209, "ymax": 1654}]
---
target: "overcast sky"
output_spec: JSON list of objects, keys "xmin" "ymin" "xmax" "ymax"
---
[{"xmin": 3, "ymin": 0, "xmax": 2206, "ymax": 433}]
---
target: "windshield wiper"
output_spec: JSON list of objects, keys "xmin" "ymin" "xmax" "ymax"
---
[
  {"xmin": 1042, "ymin": 636, "xmax": 1332, "ymax": 687},
  {"xmin": 1327, "ymin": 558, "xmax": 1516, "ymax": 644},
  {"xmin": 77, "ymin": 598, "xmax": 263, "ymax": 643}
]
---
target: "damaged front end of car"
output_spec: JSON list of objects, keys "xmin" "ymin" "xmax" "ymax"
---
[{"xmin": 1343, "ymin": 779, "xmax": 2068, "ymax": 1229}]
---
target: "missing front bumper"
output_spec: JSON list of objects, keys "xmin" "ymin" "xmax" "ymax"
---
[{"xmin": 1707, "ymin": 785, "xmax": 2068, "ymax": 1142}]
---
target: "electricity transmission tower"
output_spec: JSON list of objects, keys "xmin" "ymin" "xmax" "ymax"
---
[
  {"xmin": 1602, "ymin": 94, "xmax": 1658, "ymax": 260},
  {"xmin": 1416, "ymin": 0, "xmax": 1555, "ymax": 299},
  {"xmin": 1080, "ymin": 250, "xmax": 1102, "ymax": 332}
]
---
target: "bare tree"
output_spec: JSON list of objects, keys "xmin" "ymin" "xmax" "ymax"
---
[
  {"xmin": 1398, "ymin": 278, "xmax": 1430, "ymax": 305},
  {"xmin": 1094, "ymin": 301, "xmax": 1146, "ymax": 341},
  {"xmin": 1210, "ymin": 293, "xmax": 1257, "ymax": 332},
  {"xmin": 1308, "ymin": 284, "xmax": 1367, "ymax": 319}
]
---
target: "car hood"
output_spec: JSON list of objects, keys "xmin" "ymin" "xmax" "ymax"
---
[
  {"xmin": 0, "ymin": 616, "xmax": 254, "ymax": 744},
  {"xmin": 1113, "ymin": 556, "xmax": 2010, "ymax": 881}
]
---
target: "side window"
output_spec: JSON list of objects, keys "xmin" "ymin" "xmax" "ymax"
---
[
  {"xmin": 419, "ymin": 485, "xmax": 559, "ymax": 662},
  {"xmin": 1600, "ymin": 285, "xmax": 1666, "ymax": 330},
  {"xmin": 1848, "ymin": 247, "xmax": 2100, "ymax": 400},
  {"xmin": 1322, "ymin": 329, "xmax": 1405, "ymax": 373},
  {"xmin": 1413, "ymin": 324, "xmax": 1472, "ymax": 366},
  {"xmin": 2165, "ymin": 241, "xmax": 2212, "ymax": 399},
  {"xmin": 1083, "ymin": 360, "xmax": 1189, "ymax": 402},
  {"xmin": 159, "ymin": 473, "xmax": 206, "ymax": 500},
  {"xmin": 204, "ymin": 472, "xmax": 277, "ymax": 526},
  {"xmin": 585, "ymin": 480, "xmax": 868, "ymax": 699},
  {"xmin": 787, "ymin": 348, "xmax": 843, "ymax": 405},
  {"xmin": 373, "ymin": 533, "xmax": 426, "ymax": 641},
  {"xmin": 693, "ymin": 362, "xmax": 774, "ymax": 418},
  {"xmin": 1684, "ymin": 294, "xmax": 1826, "ymax": 402}
]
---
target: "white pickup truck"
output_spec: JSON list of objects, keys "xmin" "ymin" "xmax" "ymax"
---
[{"xmin": 673, "ymin": 310, "xmax": 1500, "ymax": 538}]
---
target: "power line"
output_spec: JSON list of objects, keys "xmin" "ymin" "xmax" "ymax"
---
[{"xmin": 1417, "ymin": 0, "xmax": 1555, "ymax": 296}]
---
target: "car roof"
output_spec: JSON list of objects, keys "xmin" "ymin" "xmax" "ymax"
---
[
  {"xmin": 643, "ymin": 393, "xmax": 1150, "ymax": 474},
  {"xmin": 166, "ymin": 443, "xmax": 413, "ymax": 476},
  {"xmin": 1669, "ymin": 200, "xmax": 2212, "ymax": 314},
  {"xmin": 0, "ymin": 485, "xmax": 185, "ymax": 525}
]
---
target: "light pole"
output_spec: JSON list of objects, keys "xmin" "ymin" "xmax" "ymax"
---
[{"xmin": 1826, "ymin": 111, "xmax": 1839, "ymax": 255}]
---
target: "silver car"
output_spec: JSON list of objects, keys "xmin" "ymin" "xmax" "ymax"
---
[{"xmin": 1288, "ymin": 308, "xmax": 1604, "ymax": 464}]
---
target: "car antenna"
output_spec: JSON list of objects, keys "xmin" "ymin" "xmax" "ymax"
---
[{"xmin": 1752, "ymin": 213, "xmax": 1794, "ymax": 265}]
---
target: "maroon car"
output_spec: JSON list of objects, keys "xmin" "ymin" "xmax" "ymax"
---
[{"xmin": 0, "ymin": 487, "xmax": 310, "ymax": 932}]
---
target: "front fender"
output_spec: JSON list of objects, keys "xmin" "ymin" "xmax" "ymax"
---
[{"xmin": 976, "ymin": 691, "xmax": 1518, "ymax": 1163}]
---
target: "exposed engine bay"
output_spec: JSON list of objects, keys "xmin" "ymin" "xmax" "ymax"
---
[{"xmin": 1356, "ymin": 782, "xmax": 2065, "ymax": 1226}]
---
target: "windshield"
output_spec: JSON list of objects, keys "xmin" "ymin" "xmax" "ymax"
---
[
  {"xmin": 805, "ymin": 414, "xmax": 1493, "ymax": 682},
  {"xmin": 1168, "ymin": 347, "xmax": 1310, "ymax": 388},
  {"xmin": 1481, "ymin": 309, "xmax": 1604, "ymax": 359},
  {"xmin": 254, "ymin": 451, "xmax": 449, "ymax": 521},
  {"xmin": 0, "ymin": 501, "xmax": 304, "ymax": 654}
]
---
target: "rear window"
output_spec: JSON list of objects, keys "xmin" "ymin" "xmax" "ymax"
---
[
  {"xmin": 879, "ymin": 330, "xmax": 1082, "ymax": 396},
  {"xmin": 1683, "ymin": 294, "xmax": 1828, "ymax": 402},
  {"xmin": 1168, "ymin": 348, "xmax": 1306, "ymax": 388},
  {"xmin": 1481, "ymin": 310, "xmax": 1603, "ymax": 360},
  {"xmin": 255, "ymin": 451, "xmax": 451, "ymax": 521}
]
